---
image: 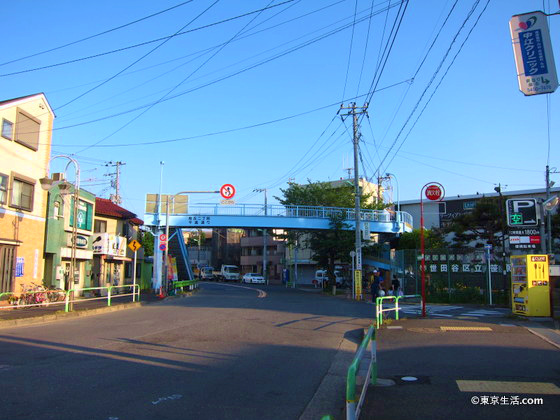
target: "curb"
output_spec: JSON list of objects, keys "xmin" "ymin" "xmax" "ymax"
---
[
  {"xmin": 299, "ymin": 328, "xmax": 364, "ymax": 420},
  {"xmin": 0, "ymin": 290, "xmax": 198, "ymax": 330}
]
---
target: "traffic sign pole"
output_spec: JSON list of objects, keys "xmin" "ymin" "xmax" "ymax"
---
[
  {"xmin": 420, "ymin": 182, "xmax": 445, "ymax": 317},
  {"xmin": 133, "ymin": 250, "xmax": 138, "ymax": 302}
]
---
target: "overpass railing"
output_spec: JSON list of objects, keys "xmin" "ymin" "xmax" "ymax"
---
[{"xmin": 161, "ymin": 204, "xmax": 412, "ymax": 225}]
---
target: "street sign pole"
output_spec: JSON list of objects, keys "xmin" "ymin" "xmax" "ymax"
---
[
  {"xmin": 420, "ymin": 182, "xmax": 445, "ymax": 317},
  {"xmin": 485, "ymin": 244, "xmax": 493, "ymax": 306},
  {"xmin": 133, "ymin": 250, "xmax": 138, "ymax": 302}
]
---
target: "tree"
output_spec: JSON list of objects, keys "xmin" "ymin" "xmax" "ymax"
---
[
  {"xmin": 139, "ymin": 230, "xmax": 154, "ymax": 257},
  {"xmin": 394, "ymin": 228, "xmax": 446, "ymax": 250},
  {"xmin": 444, "ymin": 197, "xmax": 505, "ymax": 250},
  {"xmin": 276, "ymin": 180, "xmax": 385, "ymax": 287}
]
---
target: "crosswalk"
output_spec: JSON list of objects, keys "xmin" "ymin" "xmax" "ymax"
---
[{"xmin": 397, "ymin": 305, "xmax": 508, "ymax": 319}]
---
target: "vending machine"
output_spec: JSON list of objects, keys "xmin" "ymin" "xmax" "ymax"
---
[{"xmin": 511, "ymin": 254, "xmax": 550, "ymax": 317}]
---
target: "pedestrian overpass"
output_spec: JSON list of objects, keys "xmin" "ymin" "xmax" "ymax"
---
[
  {"xmin": 145, "ymin": 204, "xmax": 413, "ymax": 287},
  {"xmin": 144, "ymin": 204, "xmax": 413, "ymax": 233}
]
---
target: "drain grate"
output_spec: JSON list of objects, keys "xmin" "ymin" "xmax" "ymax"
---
[{"xmin": 440, "ymin": 326, "xmax": 492, "ymax": 332}]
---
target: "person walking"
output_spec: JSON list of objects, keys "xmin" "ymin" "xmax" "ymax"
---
[
  {"xmin": 392, "ymin": 275, "xmax": 401, "ymax": 295},
  {"xmin": 370, "ymin": 270, "xmax": 382, "ymax": 302}
]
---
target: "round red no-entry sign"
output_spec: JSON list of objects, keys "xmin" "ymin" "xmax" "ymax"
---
[
  {"xmin": 425, "ymin": 184, "xmax": 444, "ymax": 201},
  {"xmin": 220, "ymin": 184, "xmax": 235, "ymax": 199}
]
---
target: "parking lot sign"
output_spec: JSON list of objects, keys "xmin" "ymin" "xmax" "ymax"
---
[{"xmin": 506, "ymin": 198, "xmax": 539, "ymax": 227}]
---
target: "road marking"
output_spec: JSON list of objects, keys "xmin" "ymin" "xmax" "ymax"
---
[
  {"xmin": 386, "ymin": 326, "xmax": 403, "ymax": 329},
  {"xmin": 152, "ymin": 394, "xmax": 182, "ymax": 405},
  {"xmin": 205, "ymin": 282, "xmax": 267, "ymax": 298},
  {"xmin": 499, "ymin": 323, "xmax": 517, "ymax": 327},
  {"xmin": 456, "ymin": 380, "xmax": 560, "ymax": 395},
  {"xmin": 440, "ymin": 326, "xmax": 492, "ymax": 332}
]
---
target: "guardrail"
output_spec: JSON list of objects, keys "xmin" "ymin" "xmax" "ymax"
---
[
  {"xmin": 375, "ymin": 294, "xmax": 423, "ymax": 327},
  {"xmin": 346, "ymin": 324, "xmax": 377, "ymax": 420},
  {"xmin": 150, "ymin": 203, "xmax": 413, "ymax": 225},
  {"xmin": 64, "ymin": 285, "xmax": 140, "ymax": 312},
  {"xmin": 1, "ymin": 285, "xmax": 140, "ymax": 312},
  {"xmin": 172, "ymin": 280, "xmax": 199, "ymax": 293}
]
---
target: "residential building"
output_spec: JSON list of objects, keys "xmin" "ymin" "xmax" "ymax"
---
[
  {"xmin": 43, "ymin": 180, "xmax": 96, "ymax": 290},
  {"xmin": 211, "ymin": 228, "xmax": 242, "ymax": 268},
  {"xmin": 399, "ymin": 187, "xmax": 560, "ymax": 230},
  {"xmin": 91, "ymin": 198, "xmax": 144, "ymax": 290},
  {"xmin": 0, "ymin": 93, "xmax": 54, "ymax": 293},
  {"xmin": 240, "ymin": 229, "xmax": 286, "ymax": 283}
]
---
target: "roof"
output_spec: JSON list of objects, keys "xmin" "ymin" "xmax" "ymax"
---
[
  {"xmin": 0, "ymin": 93, "xmax": 55, "ymax": 117},
  {"xmin": 399, "ymin": 187, "xmax": 560, "ymax": 205},
  {"xmin": 95, "ymin": 198, "xmax": 143, "ymax": 225}
]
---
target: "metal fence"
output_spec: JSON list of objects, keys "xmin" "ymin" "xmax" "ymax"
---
[
  {"xmin": 346, "ymin": 324, "xmax": 377, "ymax": 420},
  {"xmin": 391, "ymin": 249, "xmax": 510, "ymax": 305},
  {"xmin": 163, "ymin": 203, "xmax": 413, "ymax": 225}
]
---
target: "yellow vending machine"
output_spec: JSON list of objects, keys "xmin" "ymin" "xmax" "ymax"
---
[{"xmin": 511, "ymin": 254, "xmax": 551, "ymax": 317}]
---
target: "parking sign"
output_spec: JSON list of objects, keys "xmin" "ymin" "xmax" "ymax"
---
[{"xmin": 506, "ymin": 198, "xmax": 539, "ymax": 227}]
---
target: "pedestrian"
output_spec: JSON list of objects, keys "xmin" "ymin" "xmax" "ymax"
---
[
  {"xmin": 392, "ymin": 275, "xmax": 401, "ymax": 295},
  {"xmin": 370, "ymin": 270, "xmax": 382, "ymax": 302}
]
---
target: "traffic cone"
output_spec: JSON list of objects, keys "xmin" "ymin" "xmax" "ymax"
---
[{"xmin": 157, "ymin": 286, "xmax": 165, "ymax": 299}]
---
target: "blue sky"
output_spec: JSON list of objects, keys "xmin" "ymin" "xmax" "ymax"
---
[{"xmin": 3, "ymin": 0, "xmax": 558, "ymax": 217}]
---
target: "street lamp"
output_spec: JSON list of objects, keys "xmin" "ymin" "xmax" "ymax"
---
[
  {"xmin": 163, "ymin": 190, "xmax": 218, "ymax": 294},
  {"xmin": 254, "ymin": 188, "xmax": 268, "ymax": 285},
  {"xmin": 386, "ymin": 173, "xmax": 400, "ymax": 221},
  {"xmin": 40, "ymin": 155, "xmax": 80, "ymax": 310}
]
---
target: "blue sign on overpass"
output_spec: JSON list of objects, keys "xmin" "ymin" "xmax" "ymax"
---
[{"xmin": 145, "ymin": 204, "xmax": 413, "ymax": 234}]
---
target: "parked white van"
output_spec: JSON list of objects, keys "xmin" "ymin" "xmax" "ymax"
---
[{"xmin": 314, "ymin": 270, "xmax": 344, "ymax": 287}]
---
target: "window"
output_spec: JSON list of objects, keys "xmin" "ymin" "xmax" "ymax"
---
[
  {"xmin": 125, "ymin": 262, "xmax": 132, "ymax": 279},
  {"xmin": 94, "ymin": 219, "xmax": 107, "ymax": 233},
  {"xmin": 10, "ymin": 178, "xmax": 34, "ymax": 211},
  {"xmin": 15, "ymin": 110, "xmax": 40, "ymax": 151},
  {"xmin": 0, "ymin": 173, "xmax": 8, "ymax": 204},
  {"xmin": 2, "ymin": 119, "xmax": 13, "ymax": 140}
]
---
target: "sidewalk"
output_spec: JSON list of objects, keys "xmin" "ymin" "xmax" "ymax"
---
[
  {"xmin": 0, "ymin": 291, "xmax": 172, "ymax": 329},
  {"xmin": 358, "ymin": 316, "xmax": 560, "ymax": 420}
]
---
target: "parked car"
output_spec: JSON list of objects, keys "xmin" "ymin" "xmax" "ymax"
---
[
  {"xmin": 242, "ymin": 273, "xmax": 265, "ymax": 284},
  {"xmin": 314, "ymin": 269, "xmax": 345, "ymax": 287},
  {"xmin": 200, "ymin": 266, "xmax": 214, "ymax": 280}
]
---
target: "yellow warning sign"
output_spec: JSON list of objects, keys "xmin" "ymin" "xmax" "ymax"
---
[{"xmin": 128, "ymin": 239, "xmax": 142, "ymax": 252}]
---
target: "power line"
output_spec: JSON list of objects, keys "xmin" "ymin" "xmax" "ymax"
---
[
  {"xmin": 341, "ymin": 0, "xmax": 359, "ymax": 101},
  {"xmin": 0, "ymin": 1, "xmax": 195, "ymax": 68},
  {"xmin": 0, "ymin": 0, "xmax": 296, "ymax": 78},
  {"xmin": 75, "ymin": 0, "xmax": 279, "ymax": 155},
  {"xmin": 382, "ymin": 0, "xmax": 491, "ymax": 174},
  {"xmin": 55, "ymin": 1, "xmax": 221, "ymax": 110},
  {"xmin": 51, "ymin": 79, "xmax": 411, "ymax": 149},
  {"xmin": 375, "ymin": 0, "xmax": 486, "ymax": 175},
  {"xmin": 19, "ymin": 3, "xmax": 403, "ymax": 140}
]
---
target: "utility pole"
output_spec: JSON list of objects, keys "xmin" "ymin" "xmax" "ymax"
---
[
  {"xmin": 340, "ymin": 102, "xmax": 368, "ymax": 295},
  {"xmin": 105, "ymin": 161, "xmax": 126, "ymax": 205},
  {"xmin": 254, "ymin": 188, "xmax": 268, "ymax": 284}
]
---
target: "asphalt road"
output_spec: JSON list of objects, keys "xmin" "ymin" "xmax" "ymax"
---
[
  {"xmin": 0, "ymin": 283, "xmax": 372, "ymax": 420},
  {"xmin": 361, "ymin": 317, "xmax": 560, "ymax": 420}
]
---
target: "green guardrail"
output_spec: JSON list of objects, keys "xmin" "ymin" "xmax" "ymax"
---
[
  {"xmin": 376, "ymin": 294, "xmax": 423, "ymax": 327},
  {"xmin": 172, "ymin": 280, "xmax": 199, "ymax": 292},
  {"xmin": 65, "ymin": 285, "xmax": 140, "ymax": 312},
  {"xmin": 346, "ymin": 324, "xmax": 377, "ymax": 420}
]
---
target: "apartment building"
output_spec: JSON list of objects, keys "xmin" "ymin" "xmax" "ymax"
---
[
  {"xmin": 0, "ymin": 93, "xmax": 54, "ymax": 293},
  {"xmin": 91, "ymin": 198, "xmax": 144, "ymax": 289}
]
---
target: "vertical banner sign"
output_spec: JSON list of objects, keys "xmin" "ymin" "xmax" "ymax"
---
[
  {"xmin": 354, "ymin": 270, "xmax": 362, "ymax": 300},
  {"xmin": 509, "ymin": 11, "xmax": 558, "ymax": 95}
]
